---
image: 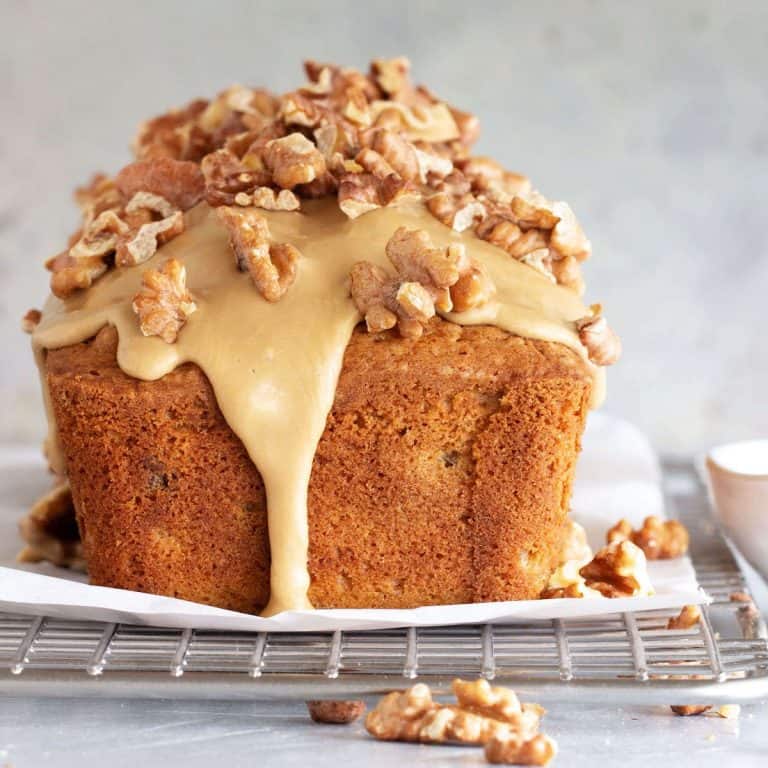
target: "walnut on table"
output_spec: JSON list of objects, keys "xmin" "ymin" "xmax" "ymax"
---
[
  {"xmin": 306, "ymin": 700, "xmax": 366, "ymax": 724},
  {"xmin": 607, "ymin": 515, "xmax": 689, "ymax": 559},
  {"xmin": 132, "ymin": 258, "xmax": 197, "ymax": 343},
  {"xmin": 365, "ymin": 680, "xmax": 555, "ymax": 766}
]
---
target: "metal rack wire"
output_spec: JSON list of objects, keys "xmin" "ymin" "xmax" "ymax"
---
[{"xmin": 1, "ymin": 461, "xmax": 766, "ymax": 703}]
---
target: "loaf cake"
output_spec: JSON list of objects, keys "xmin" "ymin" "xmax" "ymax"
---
[{"xmin": 23, "ymin": 58, "xmax": 620, "ymax": 615}]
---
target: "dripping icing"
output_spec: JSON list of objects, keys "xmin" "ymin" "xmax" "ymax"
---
[{"xmin": 32, "ymin": 199, "xmax": 604, "ymax": 615}]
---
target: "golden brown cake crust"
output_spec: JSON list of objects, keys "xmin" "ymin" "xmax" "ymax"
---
[{"xmin": 46, "ymin": 320, "xmax": 591, "ymax": 612}]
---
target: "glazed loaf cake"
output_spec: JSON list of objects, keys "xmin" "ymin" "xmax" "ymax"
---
[{"xmin": 25, "ymin": 57, "xmax": 620, "ymax": 614}]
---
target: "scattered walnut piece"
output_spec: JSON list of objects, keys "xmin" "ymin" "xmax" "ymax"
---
[
  {"xmin": 670, "ymin": 705, "xmax": 712, "ymax": 717},
  {"xmin": 576, "ymin": 304, "xmax": 622, "ymax": 366},
  {"xmin": 17, "ymin": 481, "xmax": 84, "ymax": 570},
  {"xmin": 579, "ymin": 540, "xmax": 654, "ymax": 598},
  {"xmin": 115, "ymin": 157, "xmax": 205, "ymax": 211},
  {"xmin": 713, "ymin": 704, "xmax": 740, "ymax": 719},
  {"xmin": 132, "ymin": 258, "xmax": 197, "ymax": 343},
  {"xmin": 484, "ymin": 733, "xmax": 558, "ymax": 766},
  {"xmin": 263, "ymin": 132, "xmax": 326, "ymax": 189},
  {"xmin": 668, "ymin": 605, "xmax": 702, "ymax": 630},
  {"xmin": 216, "ymin": 206, "xmax": 299, "ymax": 302},
  {"xmin": 366, "ymin": 680, "xmax": 551, "ymax": 753},
  {"xmin": 21, "ymin": 308, "xmax": 42, "ymax": 334},
  {"xmin": 607, "ymin": 515, "xmax": 689, "ymax": 560},
  {"xmin": 729, "ymin": 591, "xmax": 753, "ymax": 603},
  {"xmin": 306, "ymin": 700, "xmax": 366, "ymax": 724}
]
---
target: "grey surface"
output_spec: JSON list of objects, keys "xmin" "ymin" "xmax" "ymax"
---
[
  {"xmin": 1, "ymin": 0, "xmax": 767, "ymax": 453},
  {"xmin": 0, "ymin": 696, "xmax": 765, "ymax": 767}
]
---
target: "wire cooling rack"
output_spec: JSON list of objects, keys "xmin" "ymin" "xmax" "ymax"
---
[{"xmin": 0, "ymin": 461, "xmax": 766, "ymax": 703}]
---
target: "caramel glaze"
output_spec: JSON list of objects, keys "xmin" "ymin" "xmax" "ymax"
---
[{"xmin": 32, "ymin": 199, "xmax": 604, "ymax": 615}]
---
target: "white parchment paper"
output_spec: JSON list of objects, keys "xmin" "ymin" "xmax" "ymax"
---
[{"xmin": 0, "ymin": 414, "xmax": 706, "ymax": 631}]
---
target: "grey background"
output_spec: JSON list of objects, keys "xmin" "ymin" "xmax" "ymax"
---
[{"xmin": 1, "ymin": 0, "xmax": 766, "ymax": 453}]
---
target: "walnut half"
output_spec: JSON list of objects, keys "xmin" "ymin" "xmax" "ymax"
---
[
  {"xmin": 350, "ymin": 227, "xmax": 495, "ymax": 339},
  {"xmin": 132, "ymin": 258, "xmax": 197, "ymax": 343},
  {"xmin": 607, "ymin": 515, "xmax": 689, "ymax": 560},
  {"xmin": 216, "ymin": 206, "xmax": 300, "ymax": 302}
]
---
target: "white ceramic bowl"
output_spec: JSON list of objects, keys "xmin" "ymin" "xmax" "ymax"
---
[{"xmin": 706, "ymin": 439, "xmax": 768, "ymax": 580}]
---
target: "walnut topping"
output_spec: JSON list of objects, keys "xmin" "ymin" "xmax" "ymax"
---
[
  {"xmin": 75, "ymin": 173, "xmax": 123, "ymax": 224},
  {"xmin": 216, "ymin": 206, "xmax": 299, "ymax": 301},
  {"xmin": 17, "ymin": 481, "xmax": 84, "ymax": 570},
  {"xmin": 132, "ymin": 258, "xmax": 197, "ymax": 343},
  {"xmin": 115, "ymin": 158, "xmax": 205, "ymax": 211},
  {"xmin": 233, "ymin": 187, "xmax": 300, "ymax": 211},
  {"xmin": 576, "ymin": 304, "xmax": 622, "ymax": 366},
  {"xmin": 579, "ymin": 540, "xmax": 654, "ymax": 598},
  {"xmin": 337, "ymin": 172, "xmax": 416, "ymax": 219},
  {"xmin": 607, "ymin": 515, "xmax": 689, "ymax": 560},
  {"xmin": 370, "ymin": 57, "xmax": 411, "ymax": 97},
  {"xmin": 47, "ymin": 210, "xmax": 129, "ymax": 298},
  {"xmin": 350, "ymin": 227, "xmax": 494, "ymax": 339},
  {"xmin": 201, "ymin": 148, "xmax": 273, "ymax": 207},
  {"xmin": 21, "ymin": 308, "xmax": 42, "ymax": 334},
  {"xmin": 365, "ymin": 129, "xmax": 420, "ymax": 182},
  {"xmin": 263, "ymin": 133, "xmax": 326, "ymax": 189},
  {"xmin": 114, "ymin": 192, "xmax": 185, "ymax": 268},
  {"xmin": 306, "ymin": 700, "xmax": 366, "ymax": 724},
  {"xmin": 365, "ymin": 680, "xmax": 554, "ymax": 764},
  {"xmin": 667, "ymin": 605, "xmax": 702, "ymax": 630}
]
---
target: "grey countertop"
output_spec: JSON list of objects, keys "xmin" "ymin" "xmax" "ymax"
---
[{"xmin": 0, "ymin": 695, "xmax": 765, "ymax": 767}]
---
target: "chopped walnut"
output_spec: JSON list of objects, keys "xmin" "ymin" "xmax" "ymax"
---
[
  {"xmin": 365, "ymin": 680, "xmax": 547, "ymax": 748},
  {"xmin": 414, "ymin": 147, "xmax": 453, "ymax": 182},
  {"xmin": 670, "ymin": 705, "xmax": 712, "ymax": 716},
  {"xmin": 21, "ymin": 308, "xmax": 42, "ymax": 334},
  {"xmin": 233, "ymin": 187, "xmax": 300, "ymax": 210},
  {"xmin": 350, "ymin": 227, "xmax": 494, "ymax": 339},
  {"xmin": 115, "ymin": 158, "xmax": 205, "ymax": 211},
  {"xmin": 576, "ymin": 304, "xmax": 622, "ymax": 366},
  {"xmin": 113, "ymin": 192, "xmax": 185, "ymax": 267},
  {"xmin": 201, "ymin": 148, "xmax": 273, "ymax": 207},
  {"xmin": 132, "ymin": 98, "xmax": 211, "ymax": 161},
  {"xmin": 337, "ymin": 172, "xmax": 416, "ymax": 219},
  {"xmin": 667, "ymin": 605, "xmax": 702, "ymax": 630},
  {"xmin": 48, "ymin": 210, "xmax": 129, "ymax": 298},
  {"xmin": 74, "ymin": 173, "xmax": 123, "ymax": 224},
  {"xmin": 365, "ymin": 129, "xmax": 420, "ymax": 182},
  {"xmin": 458, "ymin": 157, "xmax": 531, "ymax": 201},
  {"xmin": 263, "ymin": 132, "xmax": 326, "ymax": 189},
  {"xmin": 607, "ymin": 515, "xmax": 689, "ymax": 560},
  {"xmin": 17, "ymin": 481, "xmax": 85, "ymax": 570},
  {"xmin": 132, "ymin": 258, "xmax": 197, "ymax": 343},
  {"xmin": 427, "ymin": 187, "xmax": 486, "ymax": 233},
  {"xmin": 475, "ymin": 215, "xmax": 548, "ymax": 260},
  {"xmin": 484, "ymin": 733, "xmax": 558, "ymax": 766},
  {"xmin": 306, "ymin": 700, "xmax": 366, "ymax": 724},
  {"xmin": 579, "ymin": 540, "xmax": 654, "ymax": 598},
  {"xmin": 216, "ymin": 206, "xmax": 299, "ymax": 302},
  {"xmin": 370, "ymin": 57, "xmax": 411, "ymax": 97}
]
